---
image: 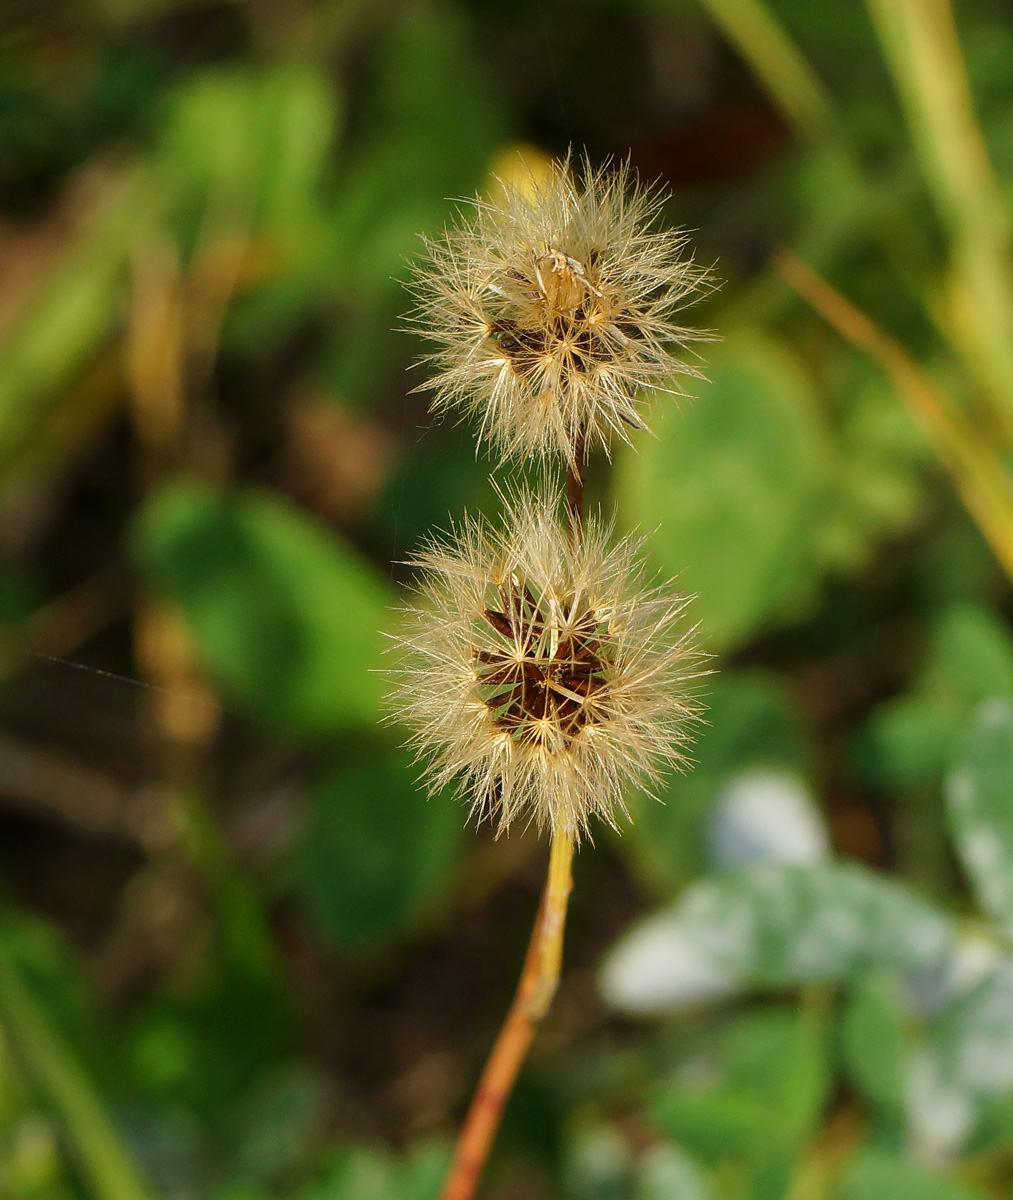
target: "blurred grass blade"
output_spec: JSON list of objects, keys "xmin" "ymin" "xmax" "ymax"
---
[
  {"xmin": 866, "ymin": 0, "xmax": 1013, "ymax": 438},
  {"xmin": 173, "ymin": 784, "xmax": 282, "ymax": 984},
  {"xmin": 774, "ymin": 249, "xmax": 1013, "ymax": 583},
  {"xmin": 0, "ymin": 956, "xmax": 154, "ymax": 1200},
  {"xmin": 697, "ymin": 0, "xmax": 833, "ymax": 136},
  {"xmin": 0, "ymin": 168, "xmax": 151, "ymax": 484}
]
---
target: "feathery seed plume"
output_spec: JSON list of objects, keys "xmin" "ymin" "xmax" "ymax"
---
[
  {"xmin": 388, "ymin": 491, "xmax": 701, "ymax": 840},
  {"xmin": 408, "ymin": 154, "xmax": 710, "ymax": 466}
]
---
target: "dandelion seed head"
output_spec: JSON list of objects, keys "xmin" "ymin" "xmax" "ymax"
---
[
  {"xmin": 408, "ymin": 153, "xmax": 712, "ymax": 466},
  {"xmin": 387, "ymin": 491, "xmax": 703, "ymax": 840}
]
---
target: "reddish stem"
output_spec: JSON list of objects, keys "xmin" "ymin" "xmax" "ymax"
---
[{"xmin": 438, "ymin": 834, "xmax": 574, "ymax": 1200}]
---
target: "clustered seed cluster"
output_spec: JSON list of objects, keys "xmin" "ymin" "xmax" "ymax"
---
[{"xmin": 389, "ymin": 153, "xmax": 709, "ymax": 841}]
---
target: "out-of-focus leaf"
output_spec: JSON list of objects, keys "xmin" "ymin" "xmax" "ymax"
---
[
  {"xmin": 923, "ymin": 959, "xmax": 1013, "ymax": 1110},
  {"xmin": 946, "ymin": 699, "xmax": 1013, "ymax": 935},
  {"xmin": 159, "ymin": 65, "xmax": 339, "ymax": 235},
  {"xmin": 904, "ymin": 1044, "xmax": 978, "ymax": 1163},
  {"xmin": 0, "ymin": 170, "xmax": 147, "ymax": 481},
  {"xmin": 635, "ymin": 1143, "xmax": 711, "ymax": 1200},
  {"xmin": 840, "ymin": 972, "xmax": 908, "ymax": 1126},
  {"xmin": 706, "ymin": 769, "xmax": 829, "ymax": 869},
  {"xmin": 128, "ymin": 969, "xmax": 290, "ymax": 1124},
  {"xmin": 617, "ymin": 332, "xmax": 828, "ymax": 650},
  {"xmin": 321, "ymin": 2, "xmax": 506, "ymax": 404},
  {"xmin": 0, "ymin": 908, "xmax": 94, "ymax": 1052},
  {"xmin": 868, "ymin": 950, "xmax": 1013, "ymax": 1160},
  {"xmin": 809, "ymin": 373, "xmax": 929, "ymax": 574},
  {"xmin": 599, "ymin": 909, "xmax": 738, "ymax": 1015},
  {"xmin": 156, "ymin": 65, "xmax": 344, "ymax": 350},
  {"xmin": 622, "ymin": 670, "xmax": 807, "ymax": 891},
  {"xmin": 0, "ymin": 953, "xmax": 154, "ymax": 1200},
  {"xmin": 299, "ymin": 1141, "xmax": 449, "ymax": 1200},
  {"xmin": 564, "ymin": 1122, "xmax": 631, "ymax": 1200},
  {"xmin": 675, "ymin": 862, "xmax": 952, "ymax": 985},
  {"xmin": 228, "ymin": 1066, "xmax": 327, "ymax": 1182},
  {"xmin": 651, "ymin": 1009, "xmax": 829, "ymax": 1170},
  {"xmin": 132, "ymin": 481, "xmax": 390, "ymax": 734},
  {"xmin": 863, "ymin": 604, "xmax": 1013, "ymax": 788},
  {"xmin": 601, "ymin": 863, "xmax": 952, "ymax": 1014},
  {"xmin": 837, "ymin": 1149, "xmax": 987, "ymax": 1200},
  {"xmin": 376, "ymin": 431, "xmax": 501, "ymax": 563},
  {"xmin": 330, "ymin": 4, "xmax": 504, "ymax": 290},
  {"xmin": 297, "ymin": 746, "xmax": 462, "ymax": 952}
]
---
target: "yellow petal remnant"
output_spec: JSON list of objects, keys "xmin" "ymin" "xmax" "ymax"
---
[
  {"xmin": 408, "ymin": 153, "xmax": 712, "ymax": 467},
  {"xmin": 387, "ymin": 491, "xmax": 703, "ymax": 840}
]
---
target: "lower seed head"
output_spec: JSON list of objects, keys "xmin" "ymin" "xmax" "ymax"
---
[{"xmin": 387, "ymin": 492, "xmax": 703, "ymax": 840}]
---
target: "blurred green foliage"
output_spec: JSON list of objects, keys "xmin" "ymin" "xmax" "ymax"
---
[{"xmin": 133, "ymin": 482, "xmax": 390, "ymax": 734}]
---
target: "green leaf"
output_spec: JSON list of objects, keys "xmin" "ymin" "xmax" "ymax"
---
[
  {"xmin": 923, "ymin": 958, "xmax": 1013, "ymax": 1106},
  {"xmin": 0, "ymin": 170, "xmax": 147, "ymax": 481},
  {"xmin": 160, "ymin": 65, "xmax": 338, "ymax": 231},
  {"xmin": 840, "ymin": 973, "xmax": 908, "ymax": 1126},
  {"xmin": 653, "ymin": 1089, "xmax": 773, "ymax": 1163},
  {"xmin": 947, "ymin": 699, "xmax": 1013, "ymax": 934},
  {"xmin": 622, "ymin": 670, "xmax": 808, "ymax": 891},
  {"xmin": 157, "ymin": 65, "xmax": 344, "ymax": 352},
  {"xmin": 807, "ymin": 372, "xmax": 928, "ymax": 575},
  {"xmin": 300, "ymin": 1142, "xmax": 449, "ymax": 1200},
  {"xmin": 132, "ymin": 481, "xmax": 390, "ymax": 734},
  {"xmin": 651, "ymin": 1008, "xmax": 829, "ymax": 1167},
  {"xmin": 838, "ymin": 1149, "xmax": 988, "ymax": 1200},
  {"xmin": 228, "ymin": 1066, "xmax": 327, "ymax": 1182},
  {"xmin": 863, "ymin": 603, "xmax": 1013, "ymax": 788},
  {"xmin": 617, "ymin": 332, "xmax": 828, "ymax": 650},
  {"xmin": 331, "ymin": 3, "xmax": 504, "ymax": 288},
  {"xmin": 675, "ymin": 862, "xmax": 952, "ymax": 986},
  {"xmin": 297, "ymin": 745, "xmax": 462, "ymax": 952}
]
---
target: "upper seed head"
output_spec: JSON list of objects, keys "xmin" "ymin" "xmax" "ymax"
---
[{"xmin": 407, "ymin": 153, "xmax": 712, "ymax": 467}]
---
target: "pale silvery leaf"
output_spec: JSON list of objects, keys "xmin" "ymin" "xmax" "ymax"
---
[
  {"xmin": 946, "ymin": 698, "xmax": 1013, "ymax": 937},
  {"xmin": 675, "ymin": 863, "xmax": 953, "ymax": 985},
  {"xmin": 926, "ymin": 959, "xmax": 1013, "ymax": 1098},
  {"xmin": 907, "ymin": 930, "xmax": 1001, "ymax": 1017},
  {"xmin": 598, "ymin": 912, "xmax": 738, "ymax": 1015},
  {"xmin": 909, "ymin": 956, "xmax": 1013, "ymax": 1160},
  {"xmin": 706, "ymin": 769, "xmax": 830, "ymax": 868},
  {"xmin": 600, "ymin": 863, "xmax": 954, "ymax": 1015},
  {"xmin": 636, "ymin": 1144, "xmax": 711, "ymax": 1200},
  {"xmin": 905, "ymin": 1048, "xmax": 977, "ymax": 1164}
]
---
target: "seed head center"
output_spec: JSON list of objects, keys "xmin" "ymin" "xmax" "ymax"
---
[
  {"xmin": 473, "ymin": 576, "xmax": 610, "ymax": 746},
  {"xmin": 484, "ymin": 245, "xmax": 615, "ymax": 382}
]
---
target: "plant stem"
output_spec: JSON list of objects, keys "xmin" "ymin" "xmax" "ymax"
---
[{"xmin": 439, "ymin": 832, "xmax": 575, "ymax": 1200}]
